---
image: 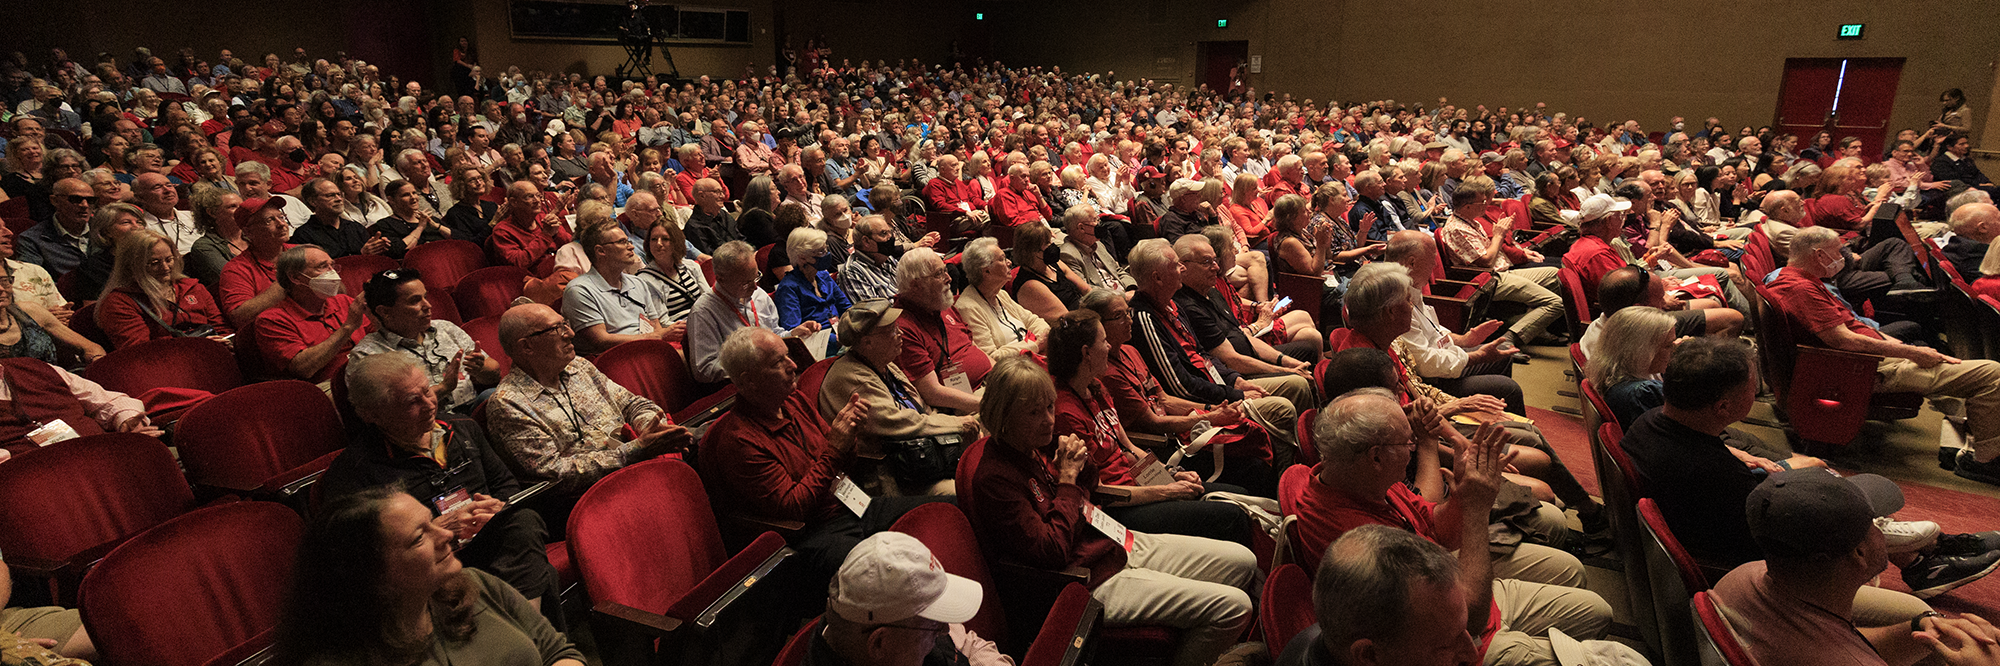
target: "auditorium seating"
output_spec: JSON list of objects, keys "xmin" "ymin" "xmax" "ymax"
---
[
  {"xmin": 0, "ymin": 433, "xmax": 201, "ymax": 604},
  {"xmin": 174, "ymin": 379, "xmax": 346, "ymax": 501},
  {"xmin": 78, "ymin": 501, "xmax": 301, "ymax": 666}
]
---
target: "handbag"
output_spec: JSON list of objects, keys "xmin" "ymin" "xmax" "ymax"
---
[{"xmin": 883, "ymin": 432, "xmax": 966, "ymax": 487}]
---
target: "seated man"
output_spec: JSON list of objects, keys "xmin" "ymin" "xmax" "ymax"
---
[
  {"xmin": 701, "ymin": 326, "xmax": 947, "ymax": 577},
  {"xmin": 253, "ymin": 245, "xmax": 367, "ymax": 383},
  {"xmin": 321, "ymin": 354, "xmax": 562, "ymax": 625},
  {"xmin": 562, "ymin": 221, "xmax": 680, "ymax": 356},
  {"xmin": 292, "ymin": 177, "xmax": 388, "ymax": 259},
  {"xmin": 486, "ymin": 180, "xmax": 569, "ymax": 278},
  {"xmin": 485, "ymin": 303, "xmax": 689, "ymax": 496},
  {"xmin": 16, "ymin": 178, "xmax": 94, "ymax": 280},
  {"xmin": 1564, "ymin": 192, "xmax": 1747, "ymax": 320},
  {"xmin": 1280, "ymin": 391, "xmax": 1611, "ymax": 665},
  {"xmin": 1620, "ymin": 337, "xmax": 1998, "ymax": 601},
  {"xmin": 811, "ymin": 532, "xmax": 1008, "ymax": 666},
  {"xmin": 892, "ymin": 248, "xmax": 991, "ymax": 414},
  {"xmin": 1, "ymin": 556, "xmax": 96, "ymax": 662},
  {"xmin": 1126, "ymin": 238, "xmax": 1302, "ymax": 454},
  {"xmin": 819, "ymin": 300, "xmax": 979, "ymax": 495},
  {"xmin": 1718, "ymin": 469, "xmax": 2000, "ymax": 666},
  {"xmin": 686, "ymin": 240, "xmax": 819, "ymax": 384},
  {"xmin": 1275, "ymin": 526, "xmax": 1483, "ymax": 666},
  {"xmin": 219, "ymin": 197, "xmax": 296, "ymax": 328},
  {"xmin": 1170, "ymin": 233, "xmax": 1316, "ymax": 408},
  {"xmin": 1437, "ymin": 177, "xmax": 1566, "ymax": 349},
  {"xmin": 349, "ymin": 268, "xmax": 499, "ymax": 414},
  {"xmin": 1384, "ymin": 230, "xmax": 1527, "ymax": 408},
  {"xmin": 0, "ymin": 356, "xmax": 159, "ymax": 461},
  {"xmin": 1768, "ymin": 226, "xmax": 2000, "ymax": 486},
  {"xmin": 1942, "ymin": 202, "xmax": 1999, "ymax": 280},
  {"xmin": 1578, "ymin": 265, "xmax": 1741, "ymax": 360},
  {"xmin": 987, "ymin": 163, "xmax": 1052, "ymax": 229},
  {"xmin": 836, "ymin": 215, "xmax": 900, "ymax": 302}
]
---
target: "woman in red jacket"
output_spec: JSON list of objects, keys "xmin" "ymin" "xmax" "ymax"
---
[{"xmin": 95, "ymin": 230, "xmax": 232, "ymax": 350}]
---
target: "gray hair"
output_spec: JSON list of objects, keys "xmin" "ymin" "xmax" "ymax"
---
[
  {"xmin": 1125, "ymin": 238, "xmax": 1177, "ymax": 282},
  {"xmin": 712, "ymin": 240, "xmax": 756, "ymax": 276},
  {"xmin": 1078, "ymin": 287, "xmax": 1123, "ymax": 318},
  {"xmin": 1787, "ymin": 226, "xmax": 1842, "ymax": 263},
  {"xmin": 346, "ymin": 353, "xmax": 423, "ymax": 413},
  {"xmin": 719, "ymin": 326, "xmax": 781, "ymax": 382},
  {"xmin": 1588, "ymin": 306, "xmax": 1675, "ymax": 390},
  {"xmin": 394, "ymin": 148, "xmax": 428, "ymax": 172},
  {"xmin": 1342, "ymin": 262, "xmax": 1413, "ymax": 326},
  {"xmin": 1062, "ymin": 204, "xmax": 1097, "ymax": 236},
  {"xmin": 1947, "ymin": 189, "xmax": 1994, "ymax": 218},
  {"xmin": 895, "ymin": 247, "xmax": 944, "ymax": 292},
  {"xmin": 1311, "ymin": 387, "xmax": 1403, "ymax": 463},
  {"xmin": 786, "ymin": 226, "xmax": 829, "ymax": 267},
  {"xmin": 961, "ymin": 237, "xmax": 1005, "ymax": 280},
  {"xmin": 234, "ymin": 160, "xmax": 271, "ymax": 181},
  {"xmin": 1314, "ymin": 524, "xmax": 1462, "ymax": 654},
  {"xmin": 274, "ymin": 244, "xmax": 320, "ymax": 289}
]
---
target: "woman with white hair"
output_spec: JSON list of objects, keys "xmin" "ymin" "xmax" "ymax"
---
[
  {"xmin": 1084, "ymin": 153, "xmax": 1133, "ymax": 215},
  {"xmin": 955, "ymin": 237, "xmax": 1048, "ymax": 361},
  {"xmin": 817, "ymin": 195, "xmax": 855, "ymax": 271},
  {"xmin": 773, "ymin": 226, "xmax": 851, "ymax": 331}
]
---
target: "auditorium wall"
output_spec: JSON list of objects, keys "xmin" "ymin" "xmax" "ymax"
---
[{"xmin": 981, "ymin": 0, "xmax": 2000, "ymax": 149}]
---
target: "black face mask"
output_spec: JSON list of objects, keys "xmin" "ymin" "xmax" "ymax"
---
[
  {"xmin": 874, "ymin": 237, "xmax": 906, "ymax": 260},
  {"xmin": 287, "ymin": 148, "xmax": 308, "ymax": 163},
  {"xmin": 1042, "ymin": 244, "xmax": 1061, "ymax": 266}
]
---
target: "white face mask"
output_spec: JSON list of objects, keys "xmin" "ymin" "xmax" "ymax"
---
[
  {"xmin": 1823, "ymin": 253, "xmax": 1846, "ymax": 276},
  {"xmin": 309, "ymin": 269, "xmax": 343, "ymax": 297}
]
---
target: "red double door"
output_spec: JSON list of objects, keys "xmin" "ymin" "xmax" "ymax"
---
[{"xmin": 1773, "ymin": 57, "xmax": 1905, "ymax": 160}]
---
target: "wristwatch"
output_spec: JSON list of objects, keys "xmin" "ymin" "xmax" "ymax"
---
[{"xmin": 1911, "ymin": 611, "xmax": 1944, "ymax": 633}]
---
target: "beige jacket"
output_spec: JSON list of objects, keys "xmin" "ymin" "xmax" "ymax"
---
[
  {"xmin": 820, "ymin": 353, "xmax": 965, "ymax": 442},
  {"xmin": 953, "ymin": 287, "xmax": 1047, "ymax": 361}
]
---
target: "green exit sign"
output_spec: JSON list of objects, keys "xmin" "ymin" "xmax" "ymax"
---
[
  {"xmin": 1838, "ymin": 23, "xmax": 1864, "ymax": 39},
  {"xmin": 1217, "ymin": 19, "xmax": 1228, "ymax": 27},
  {"xmin": 974, "ymin": 12, "xmax": 983, "ymax": 19}
]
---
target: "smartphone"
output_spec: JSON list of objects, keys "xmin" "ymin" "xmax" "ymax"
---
[{"xmin": 1273, "ymin": 296, "xmax": 1292, "ymax": 310}]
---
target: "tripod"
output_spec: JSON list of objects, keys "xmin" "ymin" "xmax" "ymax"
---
[{"xmin": 617, "ymin": 38, "xmax": 653, "ymax": 79}]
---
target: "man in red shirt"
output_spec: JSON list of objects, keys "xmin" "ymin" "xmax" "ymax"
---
[
  {"xmin": 1281, "ymin": 390, "xmax": 1611, "ymax": 664},
  {"xmin": 254, "ymin": 245, "xmax": 367, "ymax": 383},
  {"xmin": 1768, "ymin": 226, "xmax": 2000, "ymax": 486},
  {"xmin": 220, "ymin": 197, "xmax": 295, "ymax": 328},
  {"xmin": 1563, "ymin": 193, "xmax": 1738, "ymax": 330},
  {"xmin": 988, "ymin": 163, "xmax": 1052, "ymax": 230},
  {"xmin": 701, "ymin": 326, "xmax": 947, "ymax": 575},
  {"xmin": 485, "ymin": 181, "xmax": 569, "ymax": 278},
  {"xmin": 921, "ymin": 154, "xmax": 987, "ymax": 238},
  {"xmin": 265, "ymin": 136, "xmax": 311, "ymax": 196},
  {"xmin": 891, "ymin": 248, "xmax": 991, "ymax": 414},
  {"xmin": 1261, "ymin": 154, "xmax": 1306, "ymax": 206}
]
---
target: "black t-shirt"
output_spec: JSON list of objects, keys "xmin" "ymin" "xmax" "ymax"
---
[
  {"xmin": 1618, "ymin": 407, "xmax": 1766, "ymax": 568},
  {"xmin": 443, "ymin": 201, "xmax": 496, "ymax": 247},
  {"xmin": 292, "ymin": 214, "xmax": 389, "ymax": 259},
  {"xmin": 1173, "ymin": 285, "xmax": 1255, "ymax": 359}
]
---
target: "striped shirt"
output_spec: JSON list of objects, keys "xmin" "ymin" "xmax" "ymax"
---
[{"xmin": 838, "ymin": 251, "xmax": 900, "ymax": 302}]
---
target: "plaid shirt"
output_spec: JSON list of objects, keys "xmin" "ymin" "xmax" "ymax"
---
[
  {"xmin": 486, "ymin": 357, "xmax": 664, "ymax": 494},
  {"xmin": 1440, "ymin": 214, "xmax": 1510, "ymax": 271},
  {"xmin": 838, "ymin": 251, "xmax": 900, "ymax": 302}
]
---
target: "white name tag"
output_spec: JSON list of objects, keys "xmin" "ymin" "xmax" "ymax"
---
[
  {"xmin": 1132, "ymin": 453, "xmax": 1177, "ymax": 487},
  {"xmin": 26, "ymin": 420, "xmax": 80, "ymax": 447},
  {"xmin": 832, "ymin": 475, "xmax": 872, "ymax": 517},
  {"xmin": 942, "ymin": 369, "xmax": 973, "ymax": 395},
  {"xmin": 1084, "ymin": 503, "xmax": 1135, "ymax": 551}
]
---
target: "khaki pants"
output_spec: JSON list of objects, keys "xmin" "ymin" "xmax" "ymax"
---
[
  {"xmin": 1491, "ymin": 267, "xmax": 1565, "ymax": 343},
  {"xmin": 1491, "ymin": 542, "xmax": 1588, "ymax": 589},
  {"xmin": 1482, "ymin": 578, "xmax": 1615, "ymax": 666},
  {"xmin": 1853, "ymin": 584, "xmax": 1931, "ymax": 627},
  {"xmin": 1094, "ymin": 532, "xmax": 1260, "ymax": 666},
  {"xmin": 1878, "ymin": 356, "xmax": 2000, "ymax": 458},
  {"xmin": 0, "ymin": 606, "xmax": 81, "ymax": 654}
]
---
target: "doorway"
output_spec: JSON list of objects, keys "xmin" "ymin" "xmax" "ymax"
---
[
  {"xmin": 1773, "ymin": 57, "xmax": 1905, "ymax": 159},
  {"xmin": 1195, "ymin": 40, "xmax": 1248, "ymax": 94}
]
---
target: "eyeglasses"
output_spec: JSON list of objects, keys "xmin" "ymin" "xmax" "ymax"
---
[
  {"xmin": 522, "ymin": 321, "xmax": 572, "ymax": 340},
  {"xmin": 596, "ymin": 238, "xmax": 635, "ymax": 248},
  {"xmin": 1180, "ymin": 257, "xmax": 1219, "ymax": 268},
  {"xmin": 62, "ymin": 194, "xmax": 98, "ymax": 205}
]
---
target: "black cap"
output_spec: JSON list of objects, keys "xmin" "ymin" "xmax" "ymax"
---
[{"xmin": 1745, "ymin": 469, "xmax": 1904, "ymax": 559}]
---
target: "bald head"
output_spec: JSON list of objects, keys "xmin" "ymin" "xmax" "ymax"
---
[
  {"xmin": 497, "ymin": 303, "xmax": 562, "ymax": 358},
  {"xmin": 1951, "ymin": 203, "xmax": 2000, "ymax": 243},
  {"xmin": 1760, "ymin": 190, "xmax": 1802, "ymax": 223}
]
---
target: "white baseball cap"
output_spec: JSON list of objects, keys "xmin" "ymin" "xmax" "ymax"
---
[
  {"xmin": 1561, "ymin": 193, "xmax": 1632, "ymax": 225},
  {"xmin": 545, "ymin": 119, "xmax": 568, "ymax": 137},
  {"xmin": 827, "ymin": 532, "xmax": 983, "ymax": 624}
]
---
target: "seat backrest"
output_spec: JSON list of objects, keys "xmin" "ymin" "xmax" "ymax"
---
[
  {"xmin": 771, "ymin": 616, "xmax": 824, "ymax": 666},
  {"xmin": 795, "ymin": 357, "xmax": 837, "ymax": 403},
  {"xmin": 1748, "ymin": 283, "xmax": 1799, "ymax": 400},
  {"xmin": 401, "ymin": 239, "xmax": 488, "ymax": 292},
  {"xmin": 1743, "ymin": 228, "xmax": 1776, "ymax": 280},
  {"xmin": 1692, "ymin": 591, "xmax": 1759, "ymax": 666},
  {"xmin": 1637, "ymin": 497, "xmax": 1703, "ymax": 666},
  {"xmin": 68, "ymin": 302, "xmax": 110, "ymax": 347},
  {"xmin": 591, "ymin": 339, "xmax": 682, "ymax": 409},
  {"xmin": 175, "ymin": 380, "xmax": 346, "ymax": 492},
  {"xmin": 83, "ymin": 337, "xmax": 243, "ymax": 397},
  {"xmin": 459, "ymin": 314, "xmax": 513, "ymax": 375},
  {"xmin": 1022, "ymin": 583, "xmax": 1095, "ymax": 666},
  {"xmin": 1557, "ymin": 265, "xmax": 1593, "ymax": 330},
  {"xmin": 332, "ymin": 254, "xmax": 399, "ymax": 297},
  {"xmin": 1579, "ymin": 378, "xmax": 1615, "ymax": 438},
  {"xmin": 889, "ymin": 502, "xmax": 1008, "ymax": 646},
  {"xmin": 451, "ymin": 265, "xmax": 532, "ymax": 321},
  {"xmin": 425, "ymin": 285, "xmax": 463, "ymax": 325},
  {"xmin": 0, "ymin": 433, "xmax": 194, "ymax": 564},
  {"xmin": 1273, "ymin": 272, "xmax": 1323, "ymax": 328},
  {"xmin": 566, "ymin": 457, "xmax": 729, "ymax": 617},
  {"xmin": 80, "ymin": 501, "xmax": 302, "ymax": 666},
  {"xmin": 1294, "ymin": 408, "xmax": 1320, "ymax": 468},
  {"xmin": 1260, "ymin": 564, "xmax": 1315, "ymax": 654}
]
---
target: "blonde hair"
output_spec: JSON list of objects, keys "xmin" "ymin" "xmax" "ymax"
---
[
  {"xmin": 1588, "ymin": 306, "xmax": 1675, "ymax": 390},
  {"xmin": 99, "ymin": 229, "xmax": 179, "ymax": 311},
  {"xmin": 978, "ymin": 355, "xmax": 1057, "ymax": 444}
]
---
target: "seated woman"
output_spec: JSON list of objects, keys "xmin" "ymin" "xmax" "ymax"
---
[
  {"xmin": 336, "ymin": 164, "xmax": 393, "ymax": 228},
  {"xmin": 73, "ymin": 203, "xmax": 150, "ymax": 304},
  {"xmin": 373, "ymin": 180, "xmax": 452, "ymax": 257},
  {"xmin": 184, "ymin": 185, "xmax": 245, "ymax": 292},
  {"xmin": 94, "ymin": 230, "xmax": 231, "ymax": 350},
  {"xmin": 1046, "ymin": 309, "xmax": 1254, "ymax": 546},
  {"xmin": 819, "ymin": 299, "xmax": 980, "ymax": 495},
  {"xmin": 774, "ymin": 226, "xmax": 851, "ymax": 335},
  {"xmin": 1588, "ymin": 306, "xmax": 1821, "ymax": 471},
  {"xmin": 1223, "ymin": 172, "xmax": 1271, "ymax": 245},
  {"xmin": 955, "ymin": 237, "xmax": 1047, "ymax": 361},
  {"xmin": 267, "ymin": 487, "xmax": 585, "ymax": 666},
  {"xmin": 635, "ymin": 215, "xmax": 710, "ymax": 325},
  {"xmin": 817, "ymin": 195, "xmax": 856, "ymax": 271},
  {"xmin": 1009, "ymin": 222, "xmax": 1088, "ymax": 321},
  {"xmin": 957, "ymin": 355, "xmax": 1258, "ymax": 666},
  {"xmin": 441, "ymin": 165, "xmax": 497, "ymax": 247}
]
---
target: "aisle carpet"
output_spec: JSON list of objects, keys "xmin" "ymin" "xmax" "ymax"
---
[{"xmin": 1525, "ymin": 406, "xmax": 2000, "ymax": 618}]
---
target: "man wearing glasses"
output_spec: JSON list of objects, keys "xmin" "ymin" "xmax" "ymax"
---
[
  {"xmin": 350, "ymin": 268, "xmax": 499, "ymax": 413},
  {"xmin": 686, "ymin": 240, "xmax": 821, "ymax": 384},
  {"xmin": 17, "ymin": 178, "xmax": 95, "ymax": 279},
  {"xmin": 562, "ymin": 223, "xmax": 680, "ymax": 356},
  {"xmin": 486, "ymin": 302, "xmax": 690, "ymax": 496}
]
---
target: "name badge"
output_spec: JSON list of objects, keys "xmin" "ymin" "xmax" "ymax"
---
[
  {"xmin": 1132, "ymin": 453, "xmax": 1177, "ymax": 487},
  {"xmin": 832, "ymin": 475, "xmax": 872, "ymax": 517},
  {"xmin": 26, "ymin": 420, "xmax": 81, "ymax": 447},
  {"xmin": 941, "ymin": 361, "xmax": 973, "ymax": 394},
  {"xmin": 1084, "ymin": 503, "xmax": 1135, "ymax": 551},
  {"xmin": 432, "ymin": 487, "xmax": 473, "ymax": 516}
]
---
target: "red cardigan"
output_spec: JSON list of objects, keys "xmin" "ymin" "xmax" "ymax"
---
[{"xmin": 96, "ymin": 278, "xmax": 232, "ymax": 351}]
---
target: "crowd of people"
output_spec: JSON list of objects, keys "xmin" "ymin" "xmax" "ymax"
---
[{"xmin": 4, "ymin": 38, "xmax": 2000, "ymax": 666}]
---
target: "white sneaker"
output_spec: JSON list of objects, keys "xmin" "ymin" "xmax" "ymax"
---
[{"xmin": 1878, "ymin": 517, "xmax": 1942, "ymax": 553}]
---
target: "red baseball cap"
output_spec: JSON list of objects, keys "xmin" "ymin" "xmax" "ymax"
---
[{"xmin": 234, "ymin": 196, "xmax": 288, "ymax": 229}]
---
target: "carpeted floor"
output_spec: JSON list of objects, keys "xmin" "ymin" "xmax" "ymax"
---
[{"xmin": 1526, "ymin": 403, "xmax": 2000, "ymax": 619}]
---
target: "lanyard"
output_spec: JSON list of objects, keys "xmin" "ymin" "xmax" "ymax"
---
[
  {"xmin": 989, "ymin": 296, "xmax": 1028, "ymax": 342},
  {"xmin": 734, "ymin": 297, "xmax": 758, "ymax": 328},
  {"xmin": 1157, "ymin": 299, "xmax": 1209, "ymax": 372},
  {"xmin": 870, "ymin": 360, "xmax": 922, "ymax": 412}
]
